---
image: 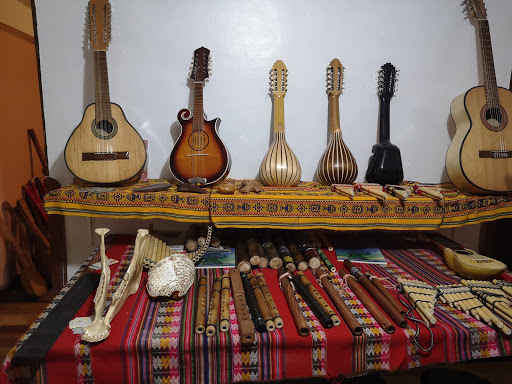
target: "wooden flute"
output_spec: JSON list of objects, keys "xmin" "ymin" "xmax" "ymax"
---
[
  {"xmin": 246, "ymin": 234, "xmax": 263, "ymax": 267},
  {"xmin": 365, "ymin": 272, "xmax": 405, "ymax": 315},
  {"xmin": 344, "ymin": 259, "xmax": 407, "ymax": 328},
  {"xmin": 194, "ymin": 275, "xmax": 208, "ymax": 334},
  {"xmin": 314, "ymin": 268, "xmax": 362, "ymax": 335},
  {"xmin": 338, "ymin": 267, "xmax": 395, "ymax": 334},
  {"xmin": 229, "ymin": 268, "xmax": 255, "ymax": 343},
  {"xmin": 256, "ymin": 272, "xmax": 284, "ymax": 329},
  {"xmin": 241, "ymin": 273, "xmax": 267, "ymax": 333},
  {"xmin": 274, "ymin": 233, "xmax": 296, "ymax": 271},
  {"xmin": 219, "ymin": 273, "xmax": 231, "ymax": 333},
  {"xmin": 205, "ymin": 277, "xmax": 222, "ymax": 337},
  {"xmin": 235, "ymin": 238, "xmax": 251, "ymax": 273},
  {"xmin": 247, "ymin": 273, "xmax": 276, "ymax": 332},
  {"xmin": 284, "ymin": 233, "xmax": 308, "ymax": 271},
  {"xmin": 278, "ymin": 268, "xmax": 309, "ymax": 336},
  {"xmin": 292, "ymin": 231, "xmax": 321, "ymax": 269},
  {"xmin": 296, "ymin": 271, "xmax": 340, "ymax": 327},
  {"xmin": 260, "ymin": 230, "xmax": 283, "ymax": 269},
  {"xmin": 315, "ymin": 248, "xmax": 336, "ymax": 272}
]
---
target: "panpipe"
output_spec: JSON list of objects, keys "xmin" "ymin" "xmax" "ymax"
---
[
  {"xmin": 247, "ymin": 273, "xmax": 276, "ymax": 332},
  {"xmin": 462, "ymin": 279, "xmax": 512, "ymax": 327},
  {"xmin": 316, "ymin": 248, "xmax": 335, "ymax": 272},
  {"xmin": 289, "ymin": 271, "xmax": 334, "ymax": 328},
  {"xmin": 314, "ymin": 267, "xmax": 362, "ymax": 335},
  {"xmin": 260, "ymin": 230, "xmax": 283, "ymax": 269},
  {"xmin": 385, "ymin": 185, "xmax": 412, "ymax": 200},
  {"xmin": 398, "ymin": 278, "xmax": 437, "ymax": 326},
  {"xmin": 256, "ymin": 272, "xmax": 283, "ymax": 328},
  {"xmin": 235, "ymin": 238, "xmax": 251, "ymax": 273},
  {"xmin": 413, "ymin": 185, "xmax": 444, "ymax": 202},
  {"xmin": 220, "ymin": 273, "xmax": 231, "ymax": 332},
  {"xmin": 358, "ymin": 184, "xmax": 388, "ymax": 201},
  {"xmin": 143, "ymin": 234, "xmax": 174, "ymax": 269},
  {"xmin": 278, "ymin": 268, "xmax": 309, "ymax": 336},
  {"xmin": 493, "ymin": 280, "xmax": 512, "ymax": 300},
  {"xmin": 229, "ymin": 268, "xmax": 255, "ymax": 343},
  {"xmin": 205, "ymin": 277, "xmax": 222, "ymax": 337},
  {"xmin": 194, "ymin": 275, "xmax": 208, "ymax": 334},
  {"xmin": 338, "ymin": 267, "xmax": 395, "ymax": 334},
  {"xmin": 241, "ymin": 273, "xmax": 266, "ymax": 333},
  {"xmin": 437, "ymin": 284, "xmax": 510, "ymax": 335},
  {"xmin": 292, "ymin": 231, "xmax": 321, "ymax": 269},
  {"xmin": 365, "ymin": 272, "xmax": 404, "ymax": 315},
  {"xmin": 331, "ymin": 184, "xmax": 355, "ymax": 199},
  {"xmin": 344, "ymin": 260, "xmax": 407, "ymax": 328},
  {"xmin": 274, "ymin": 233, "xmax": 296, "ymax": 271},
  {"xmin": 284, "ymin": 233, "xmax": 308, "ymax": 271}
]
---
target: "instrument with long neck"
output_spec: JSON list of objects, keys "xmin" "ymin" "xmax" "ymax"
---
[
  {"xmin": 64, "ymin": 0, "xmax": 146, "ymax": 184},
  {"xmin": 365, "ymin": 63, "xmax": 404, "ymax": 186},
  {"xmin": 446, "ymin": 0, "xmax": 512, "ymax": 193},
  {"xmin": 259, "ymin": 60, "xmax": 301, "ymax": 186},
  {"xmin": 169, "ymin": 47, "xmax": 231, "ymax": 186},
  {"xmin": 317, "ymin": 59, "xmax": 358, "ymax": 185}
]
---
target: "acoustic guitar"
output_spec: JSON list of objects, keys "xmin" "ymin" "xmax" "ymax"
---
[
  {"xmin": 365, "ymin": 63, "xmax": 404, "ymax": 186},
  {"xmin": 169, "ymin": 47, "xmax": 231, "ymax": 186},
  {"xmin": 64, "ymin": 0, "xmax": 146, "ymax": 185},
  {"xmin": 259, "ymin": 60, "xmax": 301, "ymax": 186},
  {"xmin": 317, "ymin": 59, "xmax": 358, "ymax": 185},
  {"xmin": 446, "ymin": 0, "xmax": 512, "ymax": 194}
]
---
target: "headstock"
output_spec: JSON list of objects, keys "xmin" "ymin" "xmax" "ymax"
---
[
  {"xmin": 89, "ymin": 0, "xmax": 111, "ymax": 51},
  {"xmin": 189, "ymin": 47, "xmax": 211, "ymax": 82},
  {"xmin": 270, "ymin": 60, "xmax": 288, "ymax": 98},
  {"xmin": 377, "ymin": 63, "xmax": 398, "ymax": 101},
  {"xmin": 326, "ymin": 58, "xmax": 345, "ymax": 96},
  {"xmin": 464, "ymin": 0, "xmax": 487, "ymax": 20}
]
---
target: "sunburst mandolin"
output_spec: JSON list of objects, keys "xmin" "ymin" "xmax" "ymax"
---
[
  {"xmin": 317, "ymin": 59, "xmax": 358, "ymax": 185},
  {"xmin": 64, "ymin": 0, "xmax": 147, "ymax": 185},
  {"xmin": 259, "ymin": 60, "xmax": 301, "ymax": 186},
  {"xmin": 446, "ymin": 0, "xmax": 512, "ymax": 194}
]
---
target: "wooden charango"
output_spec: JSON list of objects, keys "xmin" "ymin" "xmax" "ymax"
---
[
  {"xmin": 446, "ymin": 0, "xmax": 512, "ymax": 194},
  {"xmin": 317, "ymin": 59, "xmax": 358, "ymax": 185},
  {"xmin": 259, "ymin": 60, "xmax": 301, "ymax": 186}
]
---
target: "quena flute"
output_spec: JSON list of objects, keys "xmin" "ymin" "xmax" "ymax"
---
[
  {"xmin": 278, "ymin": 268, "xmax": 309, "ymax": 336},
  {"xmin": 194, "ymin": 275, "xmax": 208, "ymax": 334},
  {"xmin": 338, "ymin": 267, "xmax": 395, "ymax": 334},
  {"xmin": 292, "ymin": 231, "xmax": 321, "ymax": 269},
  {"xmin": 229, "ymin": 268, "xmax": 255, "ymax": 343},
  {"xmin": 247, "ymin": 273, "xmax": 276, "ymax": 332},
  {"xmin": 256, "ymin": 272, "xmax": 284, "ymax": 328},
  {"xmin": 365, "ymin": 272, "xmax": 405, "ymax": 314},
  {"xmin": 260, "ymin": 230, "xmax": 283, "ymax": 269},
  {"xmin": 219, "ymin": 273, "xmax": 231, "ymax": 332},
  {"xmin": 274, "ymin": 233, "xmax": 296, "ymax": 271},
  {"xmin": 344, "ymin": 259, "xmax": 407, "ymax": 328},
  {"xmin": 316, "ymin": 231, "xmax": 334, "ymax": 252},
  {"xmin": 316, "ymin": 248, "xmax": 336, "ymax": 272},
  {"xmin": 235, "ymin": 238, "xmax": 251, "ymax": 273},
  {"xmin": 241, "ymin": 273, "xmax": 266, "ymax": 332},
  {"xmin": 314, "ymin": 267, "xmax": 362, "ymax": 335},
  {"xmin": 205, "ymin": 277, "xmax": 222, "ymax": 337},
  {"xmin": 246, "ymin": 235, "xmax": 262, "ymax": 267},
  {"xmin": 284, "ymin": 233, "xmax": 308, "ymax": 271}
]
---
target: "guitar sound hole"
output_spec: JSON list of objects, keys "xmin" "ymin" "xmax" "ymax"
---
[
  {"xmin": 188, "ymin": 131, "xmax": 209, "ymax": 151},
  {"xmin": 91, "ymin": 118, "xmax": 118, "ymax": 140},
  {"xmin": 481, "ymin": 105, "xmax": 507, "ymax": 132},
  {"xmin": 485, "ymin": 107, "xmax": 502, "ymax": 127}
]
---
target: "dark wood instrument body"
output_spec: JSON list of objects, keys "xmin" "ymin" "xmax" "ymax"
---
[
  {"xmin": 447, "ymin": 86, "xmax": 512, "ymax": 193},
  {"xmin": 169, "ymin": 108, "xmax": 230, "ymax": 185}
]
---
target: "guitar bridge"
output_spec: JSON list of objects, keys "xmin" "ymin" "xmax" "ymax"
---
[
  {"xmin": 478, "ymin": 150, "xmax": 511, "ymax": 159},
  {"xmin": 82, "ymin": 152, "xmax": 129, "ymax": 161}
]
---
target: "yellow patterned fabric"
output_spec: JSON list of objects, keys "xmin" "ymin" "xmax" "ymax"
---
[{"xmin": 44, "ymin": 179, "xmax": 512, "ymax": 230}]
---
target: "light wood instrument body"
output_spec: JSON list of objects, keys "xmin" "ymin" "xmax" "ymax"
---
[
  {"xmin": 260, "ymin": 60, "xmax": 301, "ymax": 186},
  {"xmin": 317, "ymin": 59, "xmax": 358, "ymax": 185},
  {"xmin": 65, "ymin": 103, "xmax": 147, "ymax": 184},
  {"xmin": 447, "ymin": 86, "xmax": 512, "ymax": 193}
]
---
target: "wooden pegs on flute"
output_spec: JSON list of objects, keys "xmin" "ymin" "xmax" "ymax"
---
[
  {"xmin": 194, "ymin": 275, "xmax": 208, "ymax": 334},
  {"xmin": 241, "ymin": 273, "xmax": 266, "ymax": 333},
  {"xmin": 314, "ymin": 268, "xmax": 362, "ymax": 335},
  {"xmin": 247, "ymin": 273, "xmax": 276, "ymax": 332},
  {"xmin": 229, "ymin": 268, "xmax": 255, "ymax": 343},
  {"xmin": 206, "ymin": 277, "xmax": 222, "ymax": 337},
  {"xmin": 278, "ymin": 268, "xmax": 309, "ymax": 336},
  {"xmin": 220, "ymin": 273, "xmax": 231, "ymax": 333},
  {"xmin": 256, "ymin": 272, "xmax": 283, "ymax": 329},
  {"xmin": 235, "ymin": 238, "xmax": 251, "ymax": 273},
  {"xmin": 284, "ymin": 233, "xmax": 308, "ymax": 271},
  {"xmin": 274, "ymin": 233, "xmax": 296, "ymax": 271}
]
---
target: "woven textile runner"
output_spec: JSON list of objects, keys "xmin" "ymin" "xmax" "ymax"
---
[{"xmin": 44, "ymin": 180, "xmax": 512, "ymax": 231}]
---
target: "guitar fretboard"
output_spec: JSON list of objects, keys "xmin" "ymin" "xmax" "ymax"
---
[
  {"xmin": 192, "ymin": 82, "xmax": 204, "ymax": 131},
  {"xmin": 94, "ymin": 50, "xmax": 112, "ymax": 123},
  {"xmin": 478, "ymin": 19, "xmax": 499, "ymax": 108}
]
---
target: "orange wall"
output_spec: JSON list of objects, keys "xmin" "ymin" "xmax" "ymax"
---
[{"xmin": 0, "ymin": 27, "xmax": 45, "ymax": 289}]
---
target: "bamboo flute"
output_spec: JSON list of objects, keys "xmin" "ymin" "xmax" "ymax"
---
[
  {"xmin": 274, "ymin": 233, "xmax": 296, "ymax": 271},
  {"xmin": 338, "ymin": 267, "xmax": 395, "ymax": 334},
  {"xmin": 235, "ymin": 238, "xmax": 251, "ymax": 273},
  {"xmin": 292, "ymin": 231, "xmax": 321, "ymax": 269},
  {"xmin": 220, "ymin": 273, "xmax": 231, "ymax": 332},
  {"xmin": 365, "ymin": 272, "xmax": 405, "ymax": 314},
  {"xmin": 344, "ymin": 259, "xmax": 407, "ymax": 328},
  {"xmin": 194, "ymin": 275, "xmax": 208, "ymax": 334},
  {"xmin": 260, "ymin": 230, "xmax": 283, "ymax": 269},
  {"xmin": 257, "ymin": 240, "xmax": 269, "ymax": 268},
  {"xmin": 185, "ymin": 224, "xmax": 199, "ymax": 252},
  {"xmin": 246, "ymin": 235, "xmax": 262, "ymax": 267},
  {"xmin": 284, "ymin": 233, "xmax": 308, "ymax": 271},
  {"xmin": 229, "ymin": 268, "xmax": 255, "ymax": 343},
  {"xmin": 307, "ymin": 230, "xmax": 322, "ymax": 248},
  {"xmin": 241, "ymin": 273, "xmax": 266, "ymax": 333},
  {"xmin": 314, "ymin": 268, "xmax": 362, "ymax": 335},
  {"xmin": 247, "ymin": 273, "xmax": 276, "ymax": 332},
  {"xmin": 278, "ymin": 268, "xmax": 309, "ymax": 336},
  {"xmin": 256, "ymin": 272, "xmax": 283, "ymax": 328},
  {"xmin": 316, "ymin": 248, "xmax": 336, "ymax": 272},
  {"xmin": 206, "ymin": 277, "xmax": 222, "ymax": 337}
]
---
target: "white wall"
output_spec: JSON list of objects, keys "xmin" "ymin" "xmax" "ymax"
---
[{"xmin": 34, "ymin": 0, "xmax": 512, "ymax": 277}]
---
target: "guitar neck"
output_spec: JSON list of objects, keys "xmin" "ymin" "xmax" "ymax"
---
[
  {"xmin": 193, "ymin": 82, "xmax": 204, "ymax": 130},
  {"xmin": 328, "ymin": 94, "xmax": 341, "ymax": 133},
  {"xmin": 478, "ymin": 19, "xmax": 499, "ymax": 107},
  {"xmin": 273, "ymin": 96, "xmax": 285, "ymax": 134},
  {"xmin": 378, "ymin": 97, "xmax": 391, "ymax": 143},
  {"xmin": 94, "ymin": 50, "xmax": 112, "ymax": 122}
]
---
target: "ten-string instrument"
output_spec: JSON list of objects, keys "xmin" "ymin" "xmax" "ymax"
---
[
  {"xmin": 446, "ymin": 0, "xmax": 512, "ymax": 194},
  {"xmin": 317, "ymin": 59, "xmax": 358, "ymax": 185},
  {"xmin": 64, "ymin": 0, "xmax": 147, "ymax": 184},
  {"xmin": 169, "ymin": 47, "xmax": 231, "ymax": 186},
  {"xmin": 259, "ymin": 60, "xmax": 301, "ymax": 186}
]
